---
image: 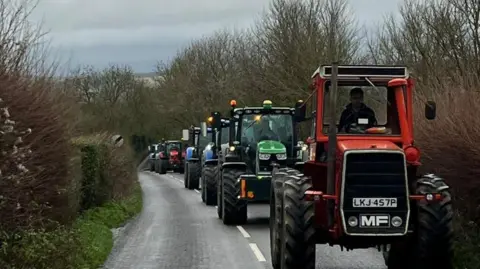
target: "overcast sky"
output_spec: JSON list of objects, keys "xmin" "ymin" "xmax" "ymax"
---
[{"xmin": 30, "ymin": 0, "xmax": 403, "ymax": 73}]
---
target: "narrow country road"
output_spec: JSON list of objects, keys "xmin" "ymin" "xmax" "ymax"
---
[{"xmin": 104, "ymin": 171, "xmax": 387, "ymax": 269}]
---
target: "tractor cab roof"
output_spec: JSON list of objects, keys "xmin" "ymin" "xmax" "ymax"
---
[
  {"xmin": 165, "ymin": 140, "xmax": 181, "ymax": 143},
  {"xmin": 233, "ymin": 107, "xmax": 295, "ymax": 115},
  {"xmin": 312, "ymin": 65, "xmax": 409, "ymax": 82}
]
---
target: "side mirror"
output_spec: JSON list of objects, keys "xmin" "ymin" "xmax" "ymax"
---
[
  {"xmin": 425, "ymin": 101, "xmax": 436, "ymax": 120},
  {"xmin": 200, "ymin": 122, "xmax": 208, "ymax": 137},
  {"xmin": 182, "ymin": 129, "xmax": 189, "ymax": 141},
  {"xmin": 294, "ymin": 100, "xmax": 306, "ymax": 122}
]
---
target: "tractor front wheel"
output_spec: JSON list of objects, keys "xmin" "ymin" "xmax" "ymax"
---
[
  {"xmin": 222, "ymin": 167, "xmax": 247, "ymax": 225},
  {"xmin": 279, "ymin": 171, "xmax": 316, "ymax": 269},
  {"xmin": 201, "ymin": 167, "xmax": 206, "ymax": 203},
  {"xmin": 269, "ymin": 168, "xmax": 291, "ymax": 269},
  {"xmin": 385, "ymin": 174, "xmax": 454, "ymax": 269},
  {"xmin": 188, "ymin": 162, "xmax": 200, "ymax": 190},
  {"xmin": 149, "ymin": 161, "xmax": 154, "ymax": 171},
  {"xmin": 204, "ymin": 165, "xmax": 218, "ymax": 206},
  {"xmin": 184, "ymin": 162, "xmax": 189, "ymax": 188},
  {"xmin": 217, "ymin": 169, "xmax": 223, "ymax": 219},
  {"xmin": 159, "ymin": 159, "xmax": 168, "ymax": 174}
]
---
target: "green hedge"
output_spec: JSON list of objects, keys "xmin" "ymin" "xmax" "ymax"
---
[{"xmin": 72, "ymin": 136, "xmax": 113, "ymax": 211}]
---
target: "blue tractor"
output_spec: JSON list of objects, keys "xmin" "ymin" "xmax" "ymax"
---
[
  {"xmin": 183, "ymin": 126, "xmax": 212, "ymax": 190},
  {"xmin": 200, "ymin": 112, "xmax": 230, "ymax": 205}
]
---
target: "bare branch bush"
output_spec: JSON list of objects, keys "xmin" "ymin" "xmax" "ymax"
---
[
  {"xmin": 368, "ymin": 0, "xmax": 480, "ymax": 265},
  {"xmin": 151, "ymin": 0, "xmax": 361, "ymax": 137}
]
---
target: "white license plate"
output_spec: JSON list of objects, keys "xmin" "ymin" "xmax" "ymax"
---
[{"xmin": 353, "ymin": 198, "xmax": 397, "ymax": 208}]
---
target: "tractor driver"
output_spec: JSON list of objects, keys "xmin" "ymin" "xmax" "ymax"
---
[
  {"xmin": 338, "ymin": 87, "xmax": 377, "ymax": 132},
  {"xmin": 255, "ymin": 116, "xmax": 279, "ymax": 141}
]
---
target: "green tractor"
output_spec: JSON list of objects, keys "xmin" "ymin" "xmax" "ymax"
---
[{"xmin": 216, "ymin": 99, "xmax": 306, "ymax": 225}]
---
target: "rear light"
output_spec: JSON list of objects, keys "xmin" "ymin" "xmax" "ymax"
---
[{"xmin": 404, "ymin": 146, "xmax": 420, "ymax": 163}]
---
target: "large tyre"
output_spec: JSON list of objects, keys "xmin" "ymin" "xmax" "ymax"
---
[
  {"xmin": 269, "ymin": 168, "xmax": 292, "ymax": 269},
  {"xmin": 154, "ymin": 160, "xmax": 159, "ymax": 173},
  {"xmin": 222, "ymin": 167, "xmax": 247, "ymax": 225},
  {"xmin": 385, "ymin": 174, "xmax": 453, "ymax": 269},
  {"xmin": 204, "ymin": 165, "xmax": 218, "ymax": 206},
  {"xmin": 149, "ymin": 161, "xmax": 154, "ymax": 171},
  {"xmin": 159, "ymin": 159, "xmax": 167, "ymax": 174},
  {"xmin": 184, "ymin": 162, "xmax": 189, "ymax": 188},
  {"xmin": 280, "ymin": 172, "xmax": 316, "ymax": 269},
  {"xmin": 188, "ymin": 162, "xmax": 200, "ymax": 190},
  {"xmin": 217, "ymin": 169, "xmax": 223, "ymax": 219},
  {"xmin": 201, "ymin": 167, "xmax": 206, "ymax": 203}
]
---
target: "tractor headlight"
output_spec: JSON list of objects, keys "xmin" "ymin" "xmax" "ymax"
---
[
  {"xmin": 259, "ymin": 153, "xmax": 270, "ymax": 160},
  {"xmin": 276, "ymin": 153, "xmax": 287, "ymax": 160},
  {"xmin": 229, "ymin": 146, "xmax": 235, "ymax": 152}
]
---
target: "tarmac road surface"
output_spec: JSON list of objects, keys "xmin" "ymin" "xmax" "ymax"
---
[{"xmin": 103, "ymin": 171, "xmax": 387, "ymax": 269}]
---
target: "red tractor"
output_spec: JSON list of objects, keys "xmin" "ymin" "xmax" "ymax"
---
[{"xmin": 269, "ymin": 65, "xmax": 453, "ymax": 269}]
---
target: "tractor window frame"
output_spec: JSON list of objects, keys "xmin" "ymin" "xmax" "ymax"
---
[{"xmin": 322, "ymin": 80, "xmax": 401, "ymax": 137}]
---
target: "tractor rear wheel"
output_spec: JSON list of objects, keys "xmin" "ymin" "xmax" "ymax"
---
[
  {"xmin": 159, "ymin": 160, "xmax": 167, "ymax": 174},
  {"xmin": 385, "ymin": 174, "xmax": 454, "ymax": 269},
  {"xmin": 205, "ymin": 165, "xmax": 218, "ymax": 206},
  {"xmin": 280, "ymin": 171, "xmax": 315, "ymax": 269},
  {"xmin": 188, "ymin": 162, "xmax": 200, "ymax": 190},
  {"xmin": 184, "ymin": 162, "xmax": 189, "ymax": 188},
  {"xmin": 222, "ymin": 167, "xmax": 247, "ymax": 225},
  {"xmin": 269, "ymin": 168, "xmax": 291, "ymax": 269}
]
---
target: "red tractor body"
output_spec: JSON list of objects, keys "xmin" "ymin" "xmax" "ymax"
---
[{"xmin": 270, "ymin": 65, "xmax": 453, "ymax": 269}]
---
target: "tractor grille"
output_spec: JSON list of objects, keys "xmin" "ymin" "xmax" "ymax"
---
[
  {"xmin": 341, "ymin": 151, "xmax": 409, "ymax": 236},
  {"xmin": 258, "ymin": 155, "xmax": 286, "ymax": 172}
]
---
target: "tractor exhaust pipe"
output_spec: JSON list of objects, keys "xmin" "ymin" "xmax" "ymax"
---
[{"xmin": 326, "ymin": 62, "xmax": 338, "ymax": 227}]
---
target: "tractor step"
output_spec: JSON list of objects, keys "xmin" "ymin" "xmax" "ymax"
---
[{"xmin": 238, "ymin": 174, "xmax": 271, "ymax": 202}]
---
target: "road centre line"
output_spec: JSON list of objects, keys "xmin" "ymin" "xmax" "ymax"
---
[
  {"xmin": 249, "ymin": 243, "xmax": 267, "ymax": 262},
  {"xmin": 236, "ymin": 226, "xmax": 251, "ymax": 238}
]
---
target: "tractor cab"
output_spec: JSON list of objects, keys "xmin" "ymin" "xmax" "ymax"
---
[
  {"xmin": 227, "ymin": 100, "xmax": 302, "ymax": 175},
  {"xmin": 201, "ymin": 111, "xmax": 227, "ymax": 165},
  {"xmin": 216, "ymin": 99, "xmax": 305, "ymax": 225}
]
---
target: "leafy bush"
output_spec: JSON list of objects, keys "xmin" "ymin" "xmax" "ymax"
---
[{"xmin": 72, "ymin": 134, "xmax": 137, "ymax": 211}]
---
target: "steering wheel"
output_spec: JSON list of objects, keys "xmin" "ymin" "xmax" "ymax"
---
[{"xmin": 345, "ymin": 123, "xmax": 367, "ymax": 134}]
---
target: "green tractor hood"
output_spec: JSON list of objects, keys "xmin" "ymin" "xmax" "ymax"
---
[{"xmin": 258, "ymin": 140, "xmax": 286, "ymax": 154}]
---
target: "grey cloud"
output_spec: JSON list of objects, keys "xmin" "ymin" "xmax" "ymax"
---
[
  {"xmin": 33, "ymin": 0, "xmax": 402, "ymax": 72},
  {"xmin": 34, "ymin": 0, "xmax": 270, "ymax": 32}
]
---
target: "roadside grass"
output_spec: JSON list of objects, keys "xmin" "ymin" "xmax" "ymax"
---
[
  {"xmin": 75, "ymin": 182, "xmax": 143, "ymax": 269},
  {"xmin": 0, "ymin": 182, "xmax": 143, "ymax": 269}
]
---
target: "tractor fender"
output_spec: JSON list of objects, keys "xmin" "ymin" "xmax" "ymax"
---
[
  {"xmin": 185, "ymin": 147, "xmax": 194, "ymax": 161},
  {"xmin": 204, "ymin": 159, "xmax": 218, "ymax": 166},
  {"xmin": 222, "ymin": 162, "xmax": 247, "ymax": 170}
]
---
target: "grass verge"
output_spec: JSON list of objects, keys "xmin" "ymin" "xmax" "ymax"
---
[
  {"xmin": 74, "ymin": 182, "xmax": 143, "ymax": 269},
  {"xmin": 0, "ymin": 182, "xmax": 143, "ymax": 269}
]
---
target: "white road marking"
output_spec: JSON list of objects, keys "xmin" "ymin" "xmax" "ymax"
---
[
  {"xmin": 249, "ymin": 243, "xmax": 266, "ymax": 262},
  {"xmin": 236, "ymin": 226, "xmax": 251, "ymax": 238},
  {"xmin": 194, "ymin": 189, "xmax": 200, "ymax": 194}
]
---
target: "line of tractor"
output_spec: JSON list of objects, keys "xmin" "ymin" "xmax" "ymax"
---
[{"xmin": 148, "ymin": 64, "xmax": 454, "ymax": 269}]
